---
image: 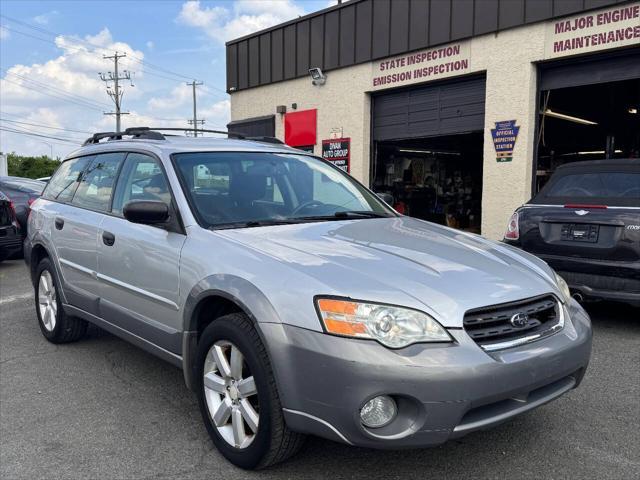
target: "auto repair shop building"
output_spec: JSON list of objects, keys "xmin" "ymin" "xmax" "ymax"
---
[{"xmin": 225, "ymin": 0, "xmax": 640, "ymax": 239}]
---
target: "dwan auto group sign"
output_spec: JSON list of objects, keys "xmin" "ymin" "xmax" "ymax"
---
[
  {"xmin": 371, "ymin": 42, "xmax": 470, "ymax": 90},
  {"xmin": 545, "ymin": 2, "xmax": 640, "ymax": 58}
]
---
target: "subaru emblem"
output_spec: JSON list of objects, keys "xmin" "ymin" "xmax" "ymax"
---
[{"xmin": 510, "ymin": 312, "xmax": 529, "ymax": 328}]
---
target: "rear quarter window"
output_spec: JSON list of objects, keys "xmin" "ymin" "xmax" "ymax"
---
[{"xmin": 43, "ymin": 156, "xmax": 93, "ymax": 202}]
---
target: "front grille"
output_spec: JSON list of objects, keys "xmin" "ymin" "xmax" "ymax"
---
[{"xmin": 464, "ymin": 295, "xmax": 561, "ymax": 350}]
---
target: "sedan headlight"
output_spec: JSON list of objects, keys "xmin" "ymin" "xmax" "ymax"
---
[
  {"xmin": 315, "ymin": 298, "xmax": 452, "ymax": 348},
  {"xmin": 554, "ymin": 272, "xmax": 571, "ymax": 303}
]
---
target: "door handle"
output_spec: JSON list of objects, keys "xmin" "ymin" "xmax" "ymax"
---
[
  {"xmin": 102, "ymin": 231, "xmax": 115, "ymax": 247},
  {"xmin": 54, "ymin": 217, "xmax": 64, "ymax": 230}
]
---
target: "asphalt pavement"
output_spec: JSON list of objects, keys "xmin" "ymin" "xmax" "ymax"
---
[{"xmin": 1, "ymin": 259, "xmax": 639, "ymax": 479}]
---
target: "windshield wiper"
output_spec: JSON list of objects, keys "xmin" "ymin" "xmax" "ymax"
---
[
  {"xmin": 333, "ymin": 210, "xmax": 392, "ymax": 218},
  {"xmin": 289, "ymin": 211, "xmax": 392, "ymax": 222},
  {"xmin": 211, "ymin": 211, "xmax": 392, "ymax": 230},
  {"xmin": 211, "ymin": 219, "xmax": 302, "ymax": 230}
]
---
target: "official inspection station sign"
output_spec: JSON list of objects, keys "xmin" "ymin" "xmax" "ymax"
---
[{"xmin": 491, "ymin": 120, "xmax": 520, "ymax": 163}]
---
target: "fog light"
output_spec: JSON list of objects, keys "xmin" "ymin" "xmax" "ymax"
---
[{"xmin": 360, "ymin": 395, "xmax": 397, "ymax": 428}]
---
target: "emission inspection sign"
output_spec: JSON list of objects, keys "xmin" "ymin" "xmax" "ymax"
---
[{"xmin": 322, "ymin": 138, "xmax": 350, "ymax": 172}]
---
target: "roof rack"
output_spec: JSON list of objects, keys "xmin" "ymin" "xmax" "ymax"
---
[{"xmin": 82, "ymin": 127, "xmax": 250, "ymax": 146}]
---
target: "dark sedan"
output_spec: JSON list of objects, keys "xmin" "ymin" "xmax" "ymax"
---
[
  {"xmin": 0, "ymin": 191, "xmax": 23, "ymax": 262},
  {"xmin": 0, "ymin": 176, "xmax": 45, "ymax": 233},
  {"xmin": 503, "ymin": 159, "xmax": 640, "ymax": 306}
]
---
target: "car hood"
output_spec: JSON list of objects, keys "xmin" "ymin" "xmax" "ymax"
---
[{"xmin": 216, "ymin": 216, "xmax": 561, "ymax": 328}]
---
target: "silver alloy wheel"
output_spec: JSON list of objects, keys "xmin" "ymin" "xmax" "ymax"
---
[
  {"xmin": 38, "ymin": 270, "xmax": 57, "ymax": 332},
  {"xmin": 203, "ymin": 340, "xmax": 259, "ymax": 449}
]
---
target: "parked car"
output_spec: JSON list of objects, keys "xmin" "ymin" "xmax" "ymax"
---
[
  {"xmin": 0, "ymin": 191, "xmax": 23, "ymax": 262},
  {"xmin": 0, "ymin": 176, "xmax": 45, "ymax": 233},
  {"xmin": 503, "ymin": 159, "xmax": 640, "ymax": 307},
  {"xmin": 25, "ymin": 128, "xmax": 592, "ymax": 469}
]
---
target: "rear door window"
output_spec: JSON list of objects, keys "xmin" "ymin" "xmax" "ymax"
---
[
  {"xmin": 43, "ymin": 156, "xmax": 93, "ymax": 203},
  {"xmin": 71, "ymin": 153, "xmax": 125, "ymax": 212}
]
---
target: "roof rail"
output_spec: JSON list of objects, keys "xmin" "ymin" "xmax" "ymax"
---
[{"xmin": 81, "ymin": 127, "xmax": 275, "ymax": 146}]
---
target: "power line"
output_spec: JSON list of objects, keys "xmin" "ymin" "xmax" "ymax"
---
[
  {"xmin": 0, "ymin": 126, "xmax": 81, "ymax": 145},
  {"xmin": 2, "ymin": 70, "xmax": 112, "ymax": 109},
  {"xmin": 1, "ymin": 122, "xmax": 85, "ymax": 142},
  {"xmin": 0, "ymin": 117, "xmax": 92, "ymax": 134},
  {"xmin": 1, "ymin": 77, "xmax": 106, "ymax": 112}
]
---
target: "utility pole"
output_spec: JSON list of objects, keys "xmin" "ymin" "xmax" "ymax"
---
[
  {"xmin": 100, "ymin": 52, "xmax": 133, "ymax": 133},
  {"xmin": 186, "ymin": 80, "xmax": 204, "ymax": 137}
]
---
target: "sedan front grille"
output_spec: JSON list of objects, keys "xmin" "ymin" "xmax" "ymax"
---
[{"xmin": 464, "ymin": 295, "xmax": 563, "ymax": 351}]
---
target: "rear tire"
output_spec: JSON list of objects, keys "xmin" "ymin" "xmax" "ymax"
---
[
  {"xmin": 195, "ymin": 313, "xmax": 305, "ymax": 469},
  {"xmin": 34, "ymin": 257, "xmax": 87, "ymax": 343}
]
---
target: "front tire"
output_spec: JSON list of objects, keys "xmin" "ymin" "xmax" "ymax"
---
[
  {"xmin": 34, "ymin": 257, "xmax": 87, "ymax": 343},
  {"xmin": 195, "ymin": 313, "xmax": 305, "ymax": 469}
]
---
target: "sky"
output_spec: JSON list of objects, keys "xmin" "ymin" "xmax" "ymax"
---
[{"xmin": 0, "ymin": 0, "xmax": 338, "ymax": 159}]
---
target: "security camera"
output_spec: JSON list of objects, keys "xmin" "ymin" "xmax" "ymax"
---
[{"xmin": 309, "ymin": 67, "xmax": 326, "ymax": 86}]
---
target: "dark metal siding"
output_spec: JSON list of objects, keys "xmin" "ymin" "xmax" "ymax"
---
[
  {"xmin": 389, "ymin": 0, "xmax": 410, "ymax": 55},
  {"xmin": 227, "ymin": 0, "xmax": 624, "ymax": 92},
  {"xmin": 372, "ymin": 75, "xmax": 486, "ymax": 141},
  {"xmin": 271, "ymin": 29, "xmax": 284, "ymax": 83},
  {"xmin": 297, "ymin": 20, "xmax": 310, "ymax": 77},
  {"xmin": 340, "ymin": 4, "xmax": 356, "ymax": 66},
  {"xmin": 259, "ymin": 33, "xmax": 271, "ymax": 84},
  {"xmin": 355, "ymin": 0, "xmax": 372, "ymax": 62},
  {"xmin": 324, "ymin": 10, "xmax": 340, "ymax": 70},
  {"xmin": 248, "ymin": 37, "xmax": 260, "ymax": 88},
  {"xmin": 283, "ymin": 25, "xmax": 296, "ymax": 80},
  {"xmin": 371, "ymin": 0, "xmax": 391, "ymax": 59}
]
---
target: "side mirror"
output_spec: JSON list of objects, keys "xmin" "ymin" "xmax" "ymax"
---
[
  {"xmin": 123, "ymin": 200, "xmax": 169, "ymax": 225},
  {"xmin": 376, "ymin": 192, "xmax": 394, "ymax": 205}
]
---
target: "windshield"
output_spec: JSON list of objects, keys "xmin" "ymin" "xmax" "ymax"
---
[
  {"xmin": 172, "ymin": 152, "xmax": 395, "ymax": 228},
  {"xmin": 545, "ymin": 173, "xmax": 640, "ymax": 199}
]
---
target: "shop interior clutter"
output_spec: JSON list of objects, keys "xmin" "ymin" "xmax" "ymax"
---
[{"xmin": 373, "ymin": 133, "xmax": 483, "ymax": 233}]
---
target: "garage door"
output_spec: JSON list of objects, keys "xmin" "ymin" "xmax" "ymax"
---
[
  {"xmin": 372, "ymin": 75, "xmax": 486, "ymax": 141},
  {"xmin": 227, "ymin": 115, "xmax": 275, "ymax": 137},
  {"xmin": 539, "ymin": 47, "xmax": 640, "ymax": 91}
]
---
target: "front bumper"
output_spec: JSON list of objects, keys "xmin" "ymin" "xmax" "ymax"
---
[{"xmin": 261, "ymin": 300, "xmax": 592, "ymax": 448}]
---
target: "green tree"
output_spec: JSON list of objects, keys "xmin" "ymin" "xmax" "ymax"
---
[{"xmin": 4, "ymin": 153, "xmax": 61, "ymax": 179}]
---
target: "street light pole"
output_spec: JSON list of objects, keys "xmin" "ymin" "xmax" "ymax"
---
[{"xmin": 40, "ymin": 141, "xmax": 53, "ymax": 159}]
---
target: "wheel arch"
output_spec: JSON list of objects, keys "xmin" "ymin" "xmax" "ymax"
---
[{"xmin": 182, "ymin": 274, "xmax": 284, "ymax": 392}]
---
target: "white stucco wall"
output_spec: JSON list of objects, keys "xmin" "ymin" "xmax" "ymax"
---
[{"xmin": 230, "ymin": 2, "xmax": 640, "ymax": 239}]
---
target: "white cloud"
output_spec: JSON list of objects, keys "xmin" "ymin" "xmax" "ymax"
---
[
  {"xmin": 0, "ymin": 28, "xmax": 147, "ymax": 157},
  {"xmin": 0, "ymin": 26, "xmax": 231, "ymax": 159},
  {"xmin": 33, "ymin": 10, "xmax": 59, "ymax": 25},
  {"xmin": 0, "ymin": 25, "xmax": 9, "ymax": 40},
  {"xmin": 148, "ymin": 83, "xmax": 193, "ymax": 111},
  {"xmin": 146, "ymin": 40, "xmax": 154, "ymax": 50},
  {"xmin": 177, "ymin": 0, "xmax": 305, "ymax": 43}
]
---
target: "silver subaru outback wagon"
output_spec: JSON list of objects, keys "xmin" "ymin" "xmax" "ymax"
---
[{"xmin": 25, "ymin": 128, "xmax": 592, "ymax": 469}]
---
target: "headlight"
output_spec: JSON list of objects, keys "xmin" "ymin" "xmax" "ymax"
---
[
  {"xmin": 554, "ymin": 272, "xmax": 571, "ymax": 303},
  {"xmin": 315, "ymin": 298, "xmax": 452, "ymax": 348}
]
